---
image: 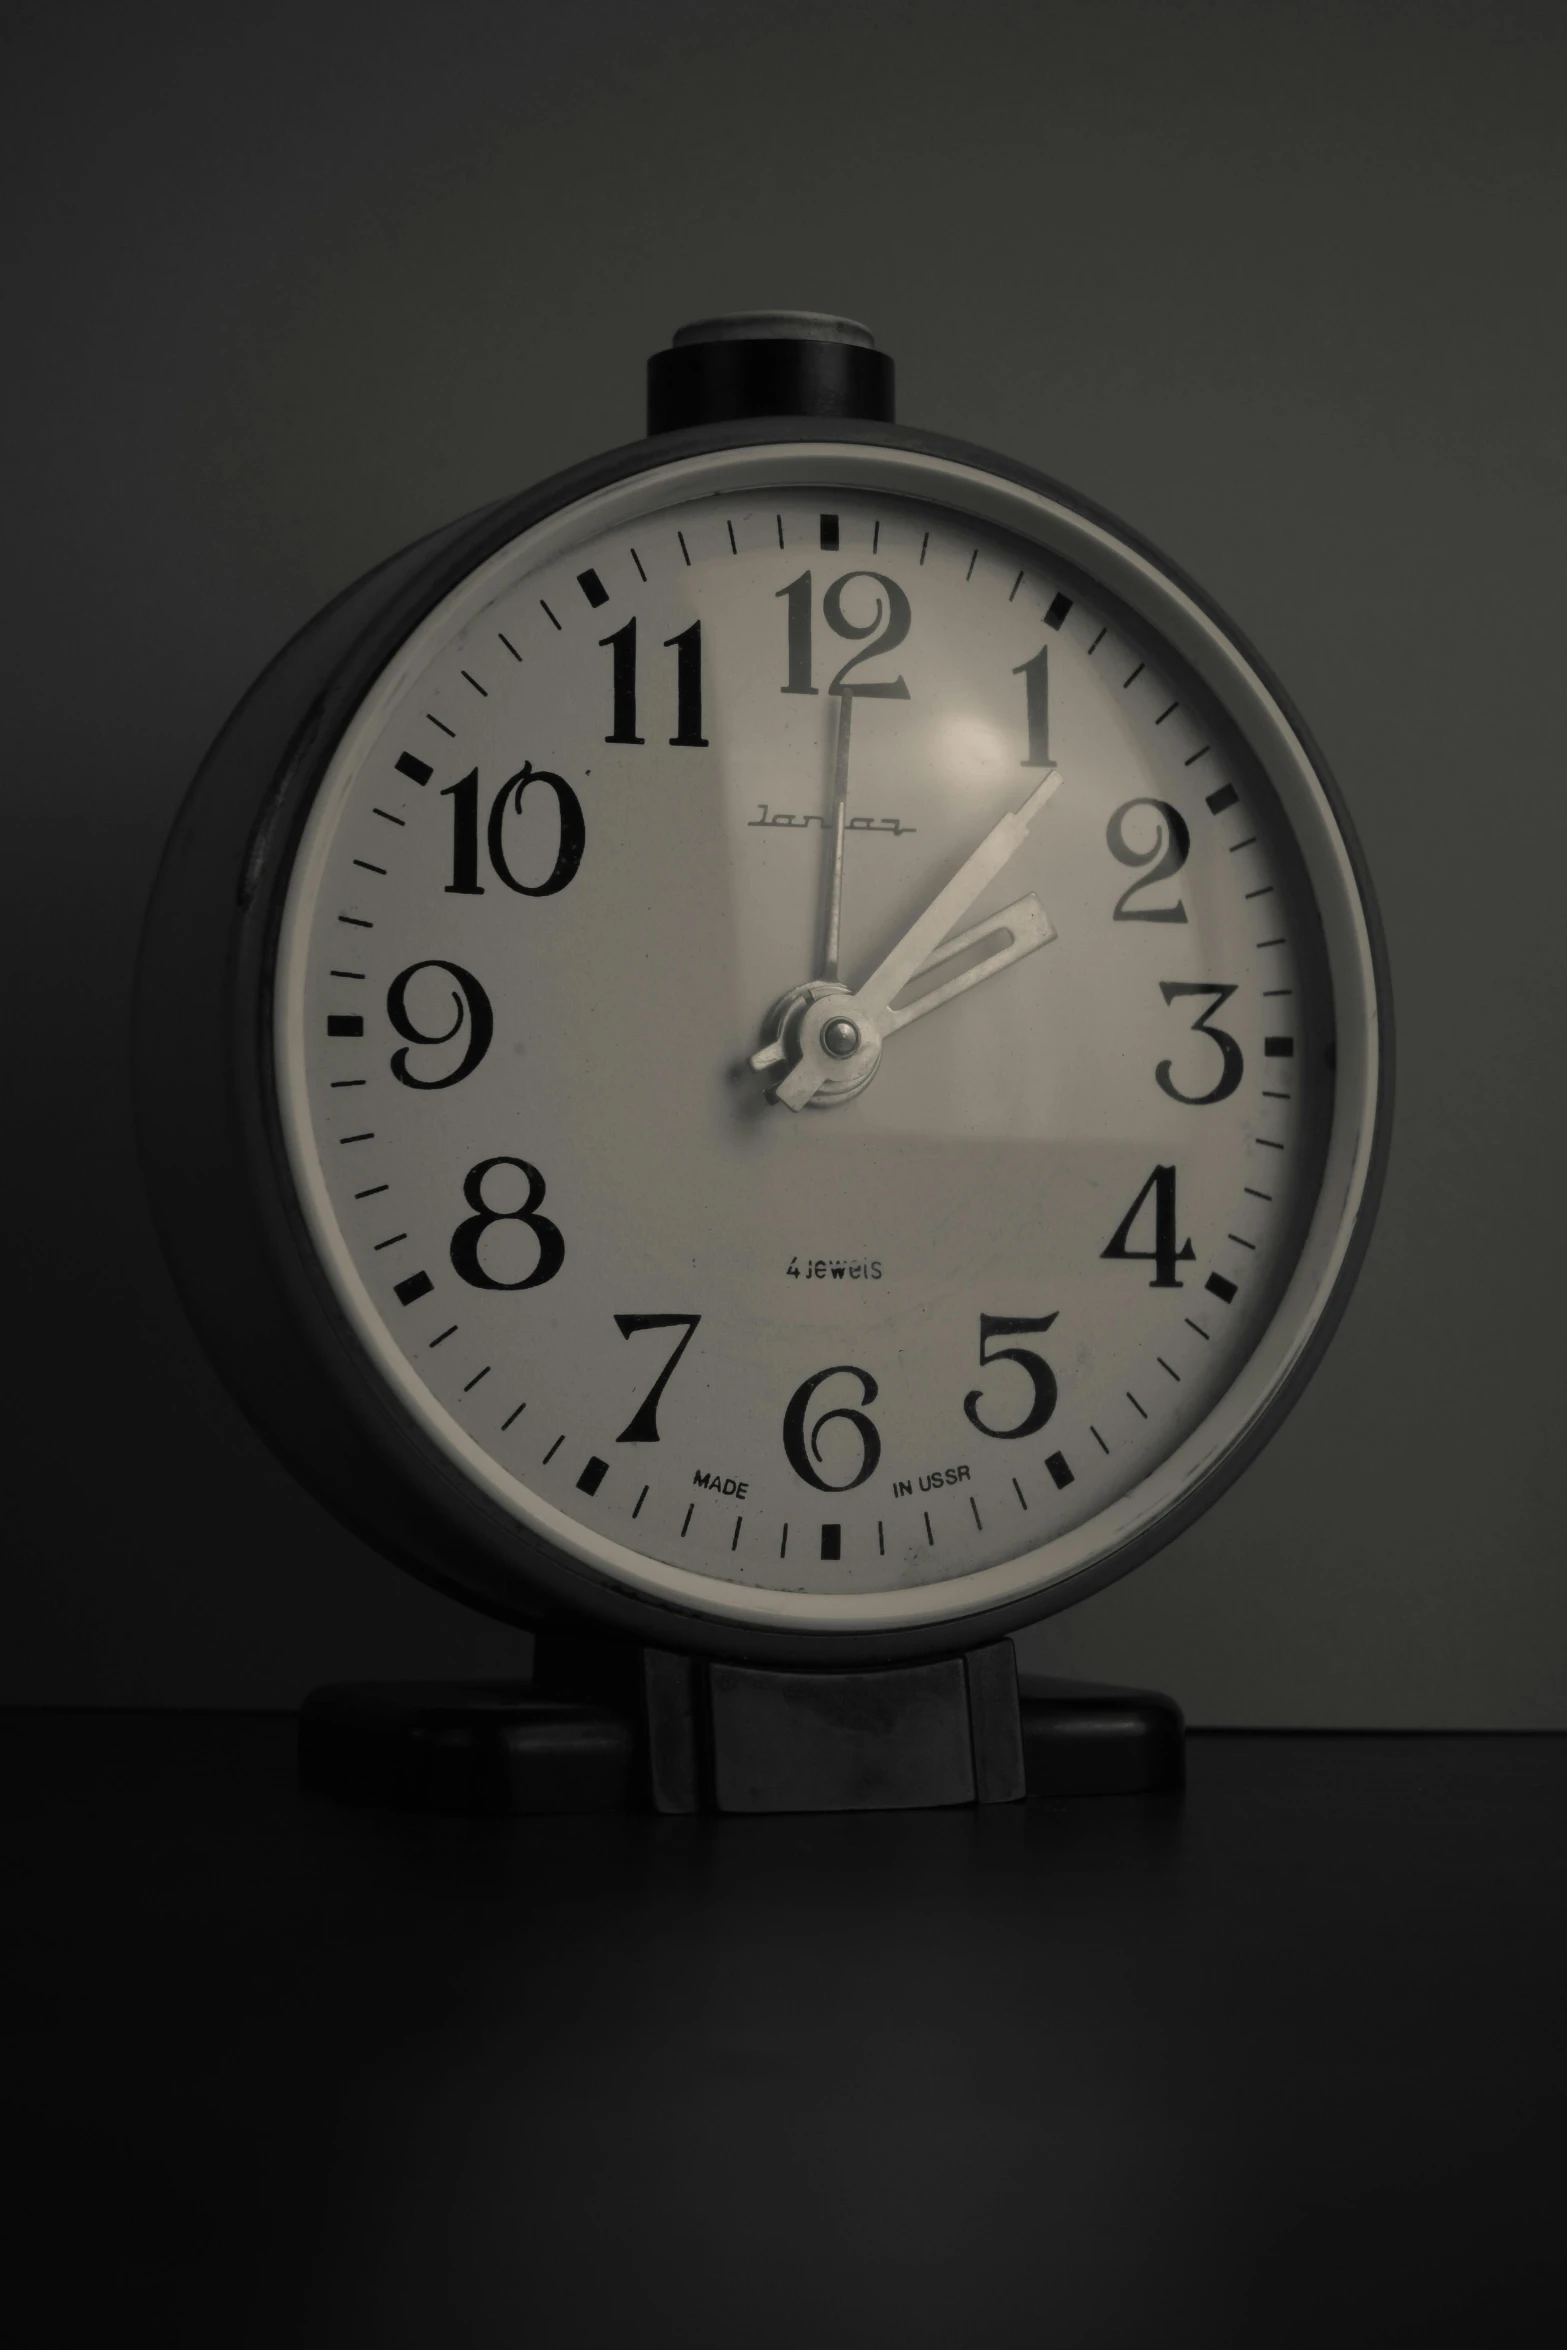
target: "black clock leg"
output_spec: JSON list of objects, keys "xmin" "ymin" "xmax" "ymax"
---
[
  {"xmin": 297, "ymin": 1677, "xmax": 637, "ymax": 1815},
  {"xmin": 1017, "ymin": 1676, "xmax": 1186, "ymax": 1796}
]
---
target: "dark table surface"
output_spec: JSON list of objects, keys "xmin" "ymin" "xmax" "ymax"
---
[{"xmin": 9, "ymin": 1713, "xmax": 1566, "ymax": 2348}]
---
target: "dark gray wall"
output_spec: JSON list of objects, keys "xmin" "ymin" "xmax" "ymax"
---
[{"xmin": 5, "ymin": 0, "xmax": 1563, "ymax": 1721}]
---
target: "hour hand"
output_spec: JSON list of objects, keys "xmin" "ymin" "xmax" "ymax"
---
[
  {"xmin": 876, "ymin": 893, "xmax": 1054, "ymax": 1035},
  {"xmin": 763, "ymin": 766, "xmax": 1063, "ymax": 1108}
]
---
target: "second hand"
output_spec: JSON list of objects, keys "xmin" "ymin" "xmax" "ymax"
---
[{"xmin": 818, "ymin": 688, "xmax": 854, "ymax": 982}]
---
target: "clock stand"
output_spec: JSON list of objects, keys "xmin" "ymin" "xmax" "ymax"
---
[{"xmin": 298, "ymin": 1638, "xmax": 1184, "ymax": 1816}]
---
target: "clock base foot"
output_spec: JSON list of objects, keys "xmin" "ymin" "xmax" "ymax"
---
[{"xmin": 299, "ymin": 1648, "xmax": 1182, "ymax": 1815}]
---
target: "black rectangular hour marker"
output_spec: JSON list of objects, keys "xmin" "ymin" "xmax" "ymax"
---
[
  {"xmin": 394, "ymin": 1271, "xmax": 433, "ymax": 1306},
  {"xmin": 577, "ymin": 568, "xmax": 609, "ymax": 609},
  {"xmin": 1205, "ymin": 782, "xmax": 1238, "ymax": 815},
  {"xmin": 1044, "ymin": 592, "xmax": 1073, "ymax": 630},
  {"xmin": 326, "ymin": 1015, "xmax": 363, "ymax": 1038},
  {"xmin": 819, "ymin": 513, "xmax": 839, "ymax": 550},
  {"xmin": 1045, "ymin": 1451, "xmax": 1074, "ymax": 1490},
  {"xmin": 576, "ymin": 1455, "xmax": 609, "ymax": 1496},
  {"xmin": 1265, "ymin": 1036, "xmax": 1295, "ymax": 1058},
  {"xmin": 395, "ymin": 752, "xmax": 433, "ymax": 785},
  {"xmin": 1205, "ymin": 1271, "xmax": 1238, "ymax": 1304},
  {"xmin": 820, "ymin": 1523, "xmax": 841, "ymax": 1561}
]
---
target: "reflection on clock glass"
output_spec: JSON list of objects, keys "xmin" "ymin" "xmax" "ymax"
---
[{"xmin": 276, "ymin": 480, "xmax": 1332, "ymax": 1613}]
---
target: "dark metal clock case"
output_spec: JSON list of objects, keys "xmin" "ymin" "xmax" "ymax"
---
[{"xmin": 134, "ymin": 407, "xmax": 1393, "ymax": 1672}]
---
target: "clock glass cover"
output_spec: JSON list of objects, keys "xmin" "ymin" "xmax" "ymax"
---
[{"xmin": 272, "ymin": 441, "xmax": 1379, "ymax": 1639}]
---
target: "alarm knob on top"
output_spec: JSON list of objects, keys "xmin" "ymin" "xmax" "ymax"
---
[{"xmin": 646, "ymin": 311, "xmax": 896, "ymax": 431}]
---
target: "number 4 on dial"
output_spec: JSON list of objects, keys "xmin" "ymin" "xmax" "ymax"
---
[{"xmin": 1102, "ymin": 1165, "xmax": 1195, "ymax": 1288}]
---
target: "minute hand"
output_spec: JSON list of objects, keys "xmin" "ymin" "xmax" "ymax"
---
[{"xmin": 853, "ymin": 765, "xmax": 1061, "ymax": 1021}]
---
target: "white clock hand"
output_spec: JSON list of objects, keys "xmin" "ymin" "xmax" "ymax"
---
[
  {"xmin": 874, "ymin": 892, "xmax": 1055, "ymax": 1033},
  {"xmin": 853, "ymin": 765, "xmax": 1061, "ymax": 1022},
  {"xmin": 768, "ymin": 765, "xmax": 1062, "ymax": 1109}
]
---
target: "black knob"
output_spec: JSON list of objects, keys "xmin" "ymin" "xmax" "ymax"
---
[{"xmin": 647, "ymin": 312, "xmax": 896, "ymax": 434}]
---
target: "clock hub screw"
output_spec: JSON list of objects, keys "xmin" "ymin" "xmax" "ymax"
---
[{"xmin": 822, "ymin": 1018, "xmax": 861, "ymax": 1059}]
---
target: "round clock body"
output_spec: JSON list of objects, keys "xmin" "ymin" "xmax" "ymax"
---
[{"xmin": 136, "ymin": 385, "xmax": 1391, "ymax": 1669}]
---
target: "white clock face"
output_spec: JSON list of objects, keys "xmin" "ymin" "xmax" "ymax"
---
[{"xmin": 275, "ymin": 444, "xmax": 1377, "ymax": 1637}]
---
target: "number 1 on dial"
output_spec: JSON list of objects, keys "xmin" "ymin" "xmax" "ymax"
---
[{"xmin": 1014, "ymin": 644, "xmax": 1051, "ymax": 766}]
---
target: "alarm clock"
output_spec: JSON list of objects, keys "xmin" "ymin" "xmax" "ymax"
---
[{"xmin": 135, "ymin": 313, "xmax": 1391, "ymax": 1810}]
